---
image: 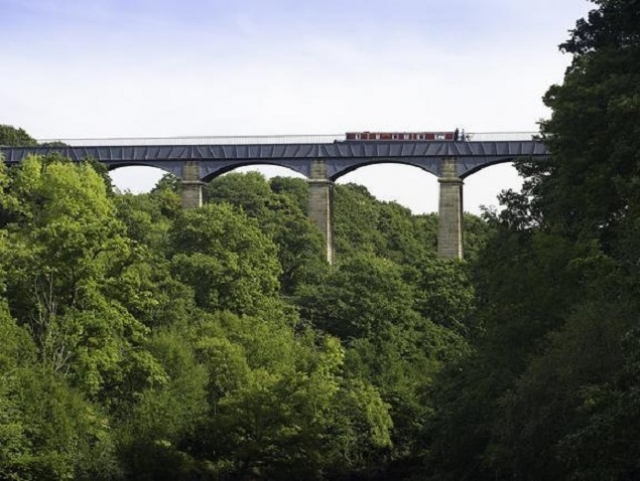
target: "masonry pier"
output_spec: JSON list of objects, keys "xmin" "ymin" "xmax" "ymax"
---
[
  {"xmin": 437, "ymin": 157, "xmax": 463, "ymax": 259},
  {"xmin": 181, "ymin": 161, "xmax": 204, "ymax": 209},
  {"xmin": 307, "ymin": 160, "xmax": 335, "ymax": 264}
]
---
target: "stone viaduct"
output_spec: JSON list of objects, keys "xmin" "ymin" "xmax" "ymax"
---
[{"xmin": 0, "ymin": 135, "xmax": 549, "ymax": 263}]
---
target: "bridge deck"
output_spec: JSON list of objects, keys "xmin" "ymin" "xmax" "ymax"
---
[{"xmin": 0, "ymin": 140, "xmax": 549, "ymax": 179}]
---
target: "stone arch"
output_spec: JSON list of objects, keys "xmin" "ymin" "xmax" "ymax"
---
[
  {"xmin": 328, "ymin": 158, "xmax": 441, "ymax": 181},
  {"xmin": 331, "ymin": 160, "xmax": 442, "ymax": 215},
  {"xmin": 459, "ymin": 156, "xmax": 521, "ymax": 179},
  {"xmin": 199, "ymin": 159, "xmax": 311, "ymax": 182},
  {"xmin": 105, "ymin": 161, "xmax": 182, "ymax": 178}
]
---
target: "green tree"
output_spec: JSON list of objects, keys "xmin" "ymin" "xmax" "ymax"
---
[
  {"xmin": 204, "ymin": 172, "xmax": 327, "ymax": 294},
  {"xmin": 168, "ymin": 203, "xmax": 284, "ymax": 317},
  {"xmin": 333, "ymin": 183, "xmax": 387, "ymax": 258},
  {"xmin": 0, "ymin": 301, "xmax": 120, "ymax": 480},
  {"xmin": 116, "ymin": 328, "xmax": 210, "ymax": 480},
  {"xmin": 425, "ymin": 2, "xmax": 640, "ymax": 479},
  {"xmin": 0, "ymin": 156, "xmax": 164, "ymax": 404},
  {"xmin": 0, "ymin": 124, "xmax": 37, "ymax": 146},
  {"xmin": 269, "ymin": 175, "xmax": 309, "ymax": 214},
  {"xmin": 174, "ymin": 311, "xmax": 393, "ymax": 480},
  {"xmin": 298, "ymin": 253, "xmax": 466, "ymax": 468}
]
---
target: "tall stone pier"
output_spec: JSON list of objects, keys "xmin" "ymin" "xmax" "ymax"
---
[
  {"xmin": 307, "ymin": 160, "xmax": 335, "ymax": 264},
  {"xmin": 437, "ymin": 157, "xmax": 463, "ymax": 259},
  {"xmin": 181, "ymin": 161, "xmax": 204, "ymax": 209}
]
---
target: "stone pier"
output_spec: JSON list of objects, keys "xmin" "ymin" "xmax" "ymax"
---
[
  {"xmin": 437, "ymin": 157, "xmax": 463, "ymax": 259},
  {"xmin": 307, "ymin": 160, "xmax": 335, "ymax": 264},
  {"xmin": 181, "ymin": 161, "xmax": 204, "ymax": 209}
]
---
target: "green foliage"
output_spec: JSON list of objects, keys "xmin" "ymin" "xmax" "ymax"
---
[
  {"xmin": 297, "ymin": 253, "xmax": 468, "ymax": 467},
  {"xmin": 169, "ymin": 203, "xmax": 283, "ymax": 316},
  {"xmin": 533, "ymin": 0, "xmax": 640, "ymax": 251},
  {"xmin": 423, "ymin": 2, "xmax": 640, "ymax": 480},
  {"xmin": 556, "ymin": 325, "xmax": 640, "ymax": 480},
  {"xmin": 0, "ymin": 302, "xmax": 120, "ymax": 481},
  {"xmin": 205, "ymin": 172, "xmax": 328, "ymax": 294},
  {"xmin": 270, "ymin": 175, "xmax": 309, "ymax": 213},
  {"xmin": 0, "ymin": 125, "xmax": 488, "ymax": 479},
  {"xmin": 115, "ymin": 329, "xmax": 209, "ymax": 480},
  {"xmin": 0, "ymin": 156, "xmax": 165, "ymax": 405},
  {"xmin": 488, "ymin": 299, "xmax": 633, "ymax": 480},
  {"xmin": 0, "ymin": 124, "xmax": 37, "ymax": 146},
  {"xmin": 404, "ymin": 255, "xmax": 476, "ymax": 335},
  {"xmin": 191, "ymin": 312, "xmax": 393, "ymax": 480},
  {"xmin": 334, "ymin": 183, "xmax": 388, "ymax": 257},
  {"xmin": 0, "ymin": 367, "xmax": 121, "ymax": 481}
]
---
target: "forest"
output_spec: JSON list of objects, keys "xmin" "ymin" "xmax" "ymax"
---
[{"xmin": 1, "ymin": 0, "xmax": 640, "ymax": 479}]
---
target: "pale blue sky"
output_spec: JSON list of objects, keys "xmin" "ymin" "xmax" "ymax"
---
[{"xmin": 1, "ymin": 0, "xmax": 593, "ymax": 214}]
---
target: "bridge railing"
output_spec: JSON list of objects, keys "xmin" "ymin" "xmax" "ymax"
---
[
  {"xmin": 32, "ymin": 132, "xmax": 541, "ymax": 147},
  {"xmin": 463, "ymin": 132, "xmax": 540, "ymax": 142},
  {"xmin": 35, "ymin": 134, "xmax": 346, "ymax": 147}
]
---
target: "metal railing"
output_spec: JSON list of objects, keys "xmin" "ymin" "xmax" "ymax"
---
[
  {"xmin": 35, "ymin": 134, "xmax": 345, "ymax": 147},
  {"xmin": 462, "ymin": 132, "xmax": 540, "ymax": 142},
  {"xmin": 31, "ymin": 132, "xmax": 541, "ymax": 147}
]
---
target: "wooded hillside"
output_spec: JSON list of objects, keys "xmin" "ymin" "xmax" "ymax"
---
[{"xmin": 2, "ymin": 1, "xmax": 640, "ymax": 479}]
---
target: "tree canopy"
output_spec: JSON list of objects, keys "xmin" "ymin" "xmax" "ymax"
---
[{"xmin": 4, "ymin": 3, "xmax": 638, "ymax": 477}]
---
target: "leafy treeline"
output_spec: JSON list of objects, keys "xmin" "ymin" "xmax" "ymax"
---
[
  {"xmin": 0, "ymin": 125, "xmax": 482, "ymax": 479},
  {"xmin": 422, "ymin": 0, "xmax": 640, "ymax": 479},
  {"xmin": 2, "ymin": 2, "xmax": 640, "ymax": 478}
]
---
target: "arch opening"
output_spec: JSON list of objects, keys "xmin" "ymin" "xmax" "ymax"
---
[
  {"xmin": 202, "ymin": 163, "xmax": 307, "ymax": 183},
  {"xmin": 109, "ymin": 165, "xmax": 172, "ymax": 194},
  {"xmin": 336, "ymin": 163, "xmax": 440, "ymax": 214},
  {"xmin": 463, "ymin": 162, "xmax": 524, "ymax": 215},
  {"xmin": 330, "ymin": 159, "xmax": 439, "ymax": 182}
]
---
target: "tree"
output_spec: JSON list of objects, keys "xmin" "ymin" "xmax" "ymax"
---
[
  {"xmin": 169, "ymin": 203, "xmax": 283, "ymax": 317},
  {"xmin": 424, "ymin": 2, "xmax": 640, "ymax": 479},
  {"xmin": 154, "ymin": 309, "xmax": 394, "ymax": 480},
  {"xmin": 270, "ymin": 175, "xmax": 309, "ymax": 214},
  {"xmin": 489, "ymin": 299, "xmax": 634, "ymax": 480},
  {"xmin": 0, "ymin": 155, "xmax": 164, "ymax": 404},
  {"xmin": 0, "ymin": 301, "xmax": 120, "ymax": 480},
  {"xmin": 0, "ymin": 124, "xmax": 37, "ymax": 146},
  {"xmin": 297, "ymin": 253, "xmax": 467, "ymax": 468},
  {"xmin": 535, "ymin": 0, "xmax": 640, "ymax": 251},
  {"xmin": 204, "ymin": 172, "xmax": 327, "ymax": 294},
  {"xmin": 115, "ymin": 328, "xmax": 210, "ymax": 480}
]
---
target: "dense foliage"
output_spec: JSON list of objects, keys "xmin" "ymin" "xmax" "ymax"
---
[
  {"xmin": 0, "ymin": 143, "xmax": 481, "ymax": 479},
  {"xmin": 3, "ymin": 2, "xmax": 640, "ymax": 477},
  {"xmin": 422, "ymin": 1, "xmax": 640, "ymax": 479}
]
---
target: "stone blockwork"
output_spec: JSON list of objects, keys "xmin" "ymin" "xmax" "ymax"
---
[
  {"xmin": 308, "ymin": 160, "xmax": 335, "ymax": 264},
  {"xmin": 181, "ymin": 161, "xmax": 204, "ymax": 209},
  {"xmin": 437, "ymin": 157, "xmax": 463, "ymax": 259}
]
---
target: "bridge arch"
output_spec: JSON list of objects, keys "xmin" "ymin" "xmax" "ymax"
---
[
  {"xmin": 334, "ymin": 161, "xmax": 440, "ymax": 214},
  {"xmin": 199, "ymin": 159, "xmax": 311, "ymax": 182},
  {"xmin": 108, "ymin": 164, "xmax": 175, "ymax": 193},
  {"xmin": 459, "ymin": 156, "xmax": 521, "ymax": 179},
  {"xmin": 462, "ymin": 160, "xmax": 524, "ymax": 213},
  {"xmin": 200, "ymin": 160, "xmax": 309, "ymax": 183},
  {"xmin": 328, "ymin": 158, "xmax": 440, "ymax": 182},
  {"xmin": 106, "ymin": 161, "xmax": 182, "ymax": 178}
]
